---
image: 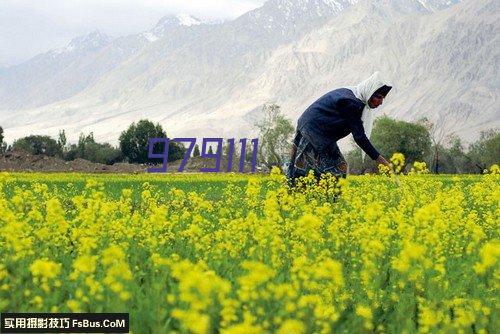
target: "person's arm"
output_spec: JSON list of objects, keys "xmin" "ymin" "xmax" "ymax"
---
[{"xmin": 348, "ymin": 113, "xmax": 381, "ymax": 161}]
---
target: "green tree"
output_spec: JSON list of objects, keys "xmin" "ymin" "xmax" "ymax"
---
[
  {"xmin": 467, "ymin": 129, "xmax": 500, "ymax": 172},
  {"xmin": 193, "ymin": 144, "xmax": 200, "ymax": 157},
  {"xmin": 255, "ymin": 103, "xmax": 294, "ymax": 168},
  {"xmin": 84, "ymin": 142, "xmax": 123, "ymax": 165},
  {"xmin": 208, "ymin": 146, "xmax": 214, "ymax": 155},
  {"xmin": 57, "ymin": 129, "xmax": 67, "ymax": 151},
  {"xmin": 77, "ymin": 133, "xmax": 95, "ymax": 158},
  {"xmin": 0, "ymin": 126, "xmax": 5, "ymax": 154},
  {"xmin": 65, "ymin": 132, "xmax": 124, "ymax": 165},
  {"xmin": 426, "ymin": 135, "xmax": 474, "ymax": 174},
  {"xmin": 418, "ymin": 115, "xmax": 466, "ymax": 173},
  {"xmin": 244, "ymin": 141, "xmax": 254, "ymax": 162},
  {"xmin": 346, "ymin": 117, "xmax": 433, "ymax": 174},
  {"xmin": 222, "ymin": 141, "xmax": 231, "ymax": 157},
  {"xmin": 370, "ymin": 116, "xmax": 432, "ymax": 167},
  {"xmin": 119, "ymin": 119, "xmax": 185, "ymax": 164},
  {"xmin": 12, "ymin": 135, "xmax": 62, "ymax": 157},
  {"xmin": 169, "ymin": 142, "xmax": 186, "ymax": 162}
]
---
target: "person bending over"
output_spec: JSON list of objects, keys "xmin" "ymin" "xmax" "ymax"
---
[{"xmin": 286, "ymin": 71, "xmax": 392, "ymax": 184}]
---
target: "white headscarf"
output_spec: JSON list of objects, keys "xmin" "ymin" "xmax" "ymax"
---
[{"xmin": 346, "ymin": 71, "xmax": 392, "ymax": 159}]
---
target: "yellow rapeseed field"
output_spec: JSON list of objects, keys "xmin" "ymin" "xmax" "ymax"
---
[{"xmin": 0, "ymin": 158, "xmax": 498, "ymax": 333}]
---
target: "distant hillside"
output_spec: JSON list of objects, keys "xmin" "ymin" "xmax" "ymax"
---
[{"xmin": 1, "ymin": 0, "xmax": 498, "ymax": 147}]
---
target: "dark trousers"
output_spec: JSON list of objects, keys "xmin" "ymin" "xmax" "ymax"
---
[{"xmin": 286, "ymin": 129, "xmax": 347, "ymax": 185}]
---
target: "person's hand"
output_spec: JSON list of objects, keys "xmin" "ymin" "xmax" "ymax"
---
[{"xmin": 376, "ymin": 155, "xmax": 390, "ymax": 167}]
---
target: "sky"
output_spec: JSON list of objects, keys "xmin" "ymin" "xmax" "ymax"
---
[{"xmin": 0, "ymin": 0, "xmax": 266, "ymax": 67}]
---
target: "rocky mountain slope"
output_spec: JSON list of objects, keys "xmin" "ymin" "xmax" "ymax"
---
[{"xmin": 1, "ymin": 0, "xmax": 497, "ymax": 147}]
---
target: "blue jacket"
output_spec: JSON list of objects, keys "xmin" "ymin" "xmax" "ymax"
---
[{"xmin": 297, "ymin": 88, "xmax": 380, "ymax": 160}]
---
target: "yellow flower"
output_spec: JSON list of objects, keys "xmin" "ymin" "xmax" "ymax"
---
[
  {"xmin": 102, "ymin": 245, "xmax": 126, "ymax": 265},
  {"xmin": 72, "ymin": 255, "xmax": 98, "ymax": 277},
  {"xmin": 356, "ymin": 305, "xmax": 373, "ymax": 330},
  {"xmin": 1, "ymin": 169, "xmax": 498, "ymax": 332},
  {"xmin": 356, "ymin": 305, "xmax": 373, "ymax": 320},
  {"xmin": 221, "ymin": 322, "xmax": 263, "ymax": 334},
  {"xmin": 67, "ymin": 299, "xmax": 81, "ymax": 312},
  {"xmin": 121, "ymin": 188, "xmax": 133, "ymax": 198},
  {"xmin": 278, "ymin": 319, "xmax": 306, "ymax": 334},
  {"xmin": 474, "ymin": 241, "xmax": 500, "ymax": 274},
  {"xmin": 390, "ymin": 152, "xmax": 406, "ymax": 174},
  {"xmin": 29, "ymin": 259, "xmax": 61, "ymax": 279}
]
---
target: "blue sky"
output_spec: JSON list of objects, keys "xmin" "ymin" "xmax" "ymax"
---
[{"xmin": 0, "ymin": 0, "xmax": 266, "ymax": 67}]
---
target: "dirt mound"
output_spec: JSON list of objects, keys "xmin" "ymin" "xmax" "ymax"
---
[
  {"xmin": 0, "ymin": 150, "xmax": 268, "ymax": 173},
  {"xmin": 0, "ymin": 150, "xmax": 146, "ymax": 173}
]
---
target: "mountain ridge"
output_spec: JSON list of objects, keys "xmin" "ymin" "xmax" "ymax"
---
[{"xmin": 1, "ymin": 0, "xmax": 497, "ymax": 148}]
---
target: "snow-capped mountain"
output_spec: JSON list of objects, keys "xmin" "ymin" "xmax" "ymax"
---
[
  {"xmin": 63, "ymin": 30, "xmax": 113, "ymax": 53},
  {"xmin": 0, "ymin": 30, "xmax": 115, "ymax": 110},
  {"xmin": 1, "ymin": 0, "xmax": 497, "ymax": 147},
  {"xmin": 159, "ymin": 14, "xmax": 204, "ymax": 28},
  {"xmin": 228, "ymin": 0, "xmax": 361, "ymax": 48},
  {"xmin": 142, "ymin": 14, "xmax": 208, "ymax": 42}
]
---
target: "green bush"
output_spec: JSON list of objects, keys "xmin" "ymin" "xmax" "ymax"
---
[
  {"xmin": 255, "ymin": 103, "xmax": 294, "ymax": 168},
  {"xmin": 426, "ymin": 136, "xmax": 473, "ymax": 174},
  {"xmin": 65, "ymin": 133, "xmax": 124, "ymax": 165},
  {"xmin": 12, "ymin": 135, "xmax": 62, "ymax": 157},
  {"xmin": 467, "ymin": 129, "xmax": 500, "ymax": 172},
  {"xmin": 346, "ymin": 116, "xmax": 432, "ymax": 173},
  {"xmin": 119, "ymin": 119, "xmax": 186, "ymax": 164},
  {"xmin": 0, "ymin": 126, "xmax": 5, "ymax": 154},
  {"xmin": 370, "ymin": 116, "xmax": 432, "ymax": 164}
]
